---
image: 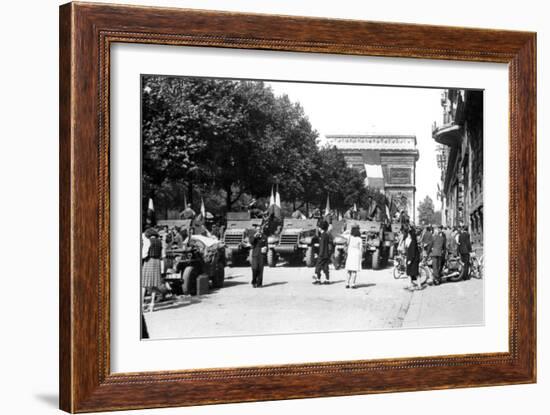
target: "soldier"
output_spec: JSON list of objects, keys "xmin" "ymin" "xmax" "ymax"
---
[
  {"xmin": 344, "ymin": 206, "xmax": 355, "ymax": 220},
  {"xmin": 179, "ymin": 206, "xmax": 196, "ymax": 220},
  {"xmin": 173, "ymin": 226, "xmax": 185, "ymax": 249},
  {"xmin": 210, "ymin": 223, "xmax": 221, "ymax": 240},
  {"xmin": 310, "ymin": 207, "xmax": 321, "ymax": 220},
  {"xmin": 358, "ymin": 207, "xmax": 369, "ymax": 221},
  {"xmin": 248, "ymin": 199, "xmax": 265, "ymax": 219},
  {"xmin": 291, "ymin": 208, "xmax": 306, "ymax": 220},
  {"xmin": 249, "ymin": 224, "xmax": 267, "ymax": 288},
  {"xmin": 312, "ymin": 220, "xmax": 333, "ymax": 285},
  {"xmin": 366, "ymin": 196, "xmax": 378, "ymax": 220}
]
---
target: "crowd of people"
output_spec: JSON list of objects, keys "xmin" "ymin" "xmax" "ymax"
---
[
  {"xmin": 141, "ymin": 197, "xmax": 478, "ymax": 312},
  {"xmin": 395, "ymin": 224, "xmax": 475, "ymax": 290}
]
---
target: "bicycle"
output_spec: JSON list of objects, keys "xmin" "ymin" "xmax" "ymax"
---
[
  {"xmin": 469, "ymin": 252, "xmax": 483, "ymax": 279},
  {"xmin": 392, "ymin": 253, "xmax": 429, "ymax": 286},
  {"xmin": 418, "ymin": 252, "xmax": 432, "ymax": 286}
]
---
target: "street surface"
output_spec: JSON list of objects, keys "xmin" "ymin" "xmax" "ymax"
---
[{"xmin": 144, "ymin": 262, "xmax": 483, "ymax": 339}]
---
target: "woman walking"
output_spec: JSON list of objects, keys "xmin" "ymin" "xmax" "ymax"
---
[
  {"xmin": 345, "ymin": 226, "xmax": 362, "ymax": 289},
  {"xmin": 142, "ymin": 228, "xmax": 163, "ymax": 312},
  {"xmin": 405, "ymin": 227, "xmax": 422, "ymax": 290}
]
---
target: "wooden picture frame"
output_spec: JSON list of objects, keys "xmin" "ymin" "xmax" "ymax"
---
[{"xmin": 59, "ymin": 2, "xmax": 536, "ymax": 412}]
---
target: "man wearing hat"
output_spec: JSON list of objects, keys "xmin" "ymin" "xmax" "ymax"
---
[
  {"xmin": 313, "ymin": 220, "xmax": 333, "ymax": 285},
  {"xmin": 249, "ymin": 223, "xmax": 267, "ymax": 288}
]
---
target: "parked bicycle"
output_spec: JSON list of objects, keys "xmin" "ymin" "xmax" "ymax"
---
[
  {"xmin": 468, "ymin": 252, "xmax": 483, "ymax": 279},
  {"xmin": 392, "ymin": 253, "xmax": 429, "ymax": 286}
]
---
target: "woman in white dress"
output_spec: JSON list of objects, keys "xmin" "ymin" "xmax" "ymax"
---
[{"xmin": 345, "ymin": 226, "xmax": 363, "ymax": 288}]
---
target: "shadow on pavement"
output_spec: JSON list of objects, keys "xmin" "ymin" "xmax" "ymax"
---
[
  {"xmin": 260, "ymin": 281, "xmax": 288, "ymax": 288},
  {"xmin": 150, "ymin": 297, "xmax": 202, "ymax": 311},
  {"xmin": 208, "ymin": 279, "xmax": 250, "ymax": 294},
  {"xmin": 218, "ymin": 280, "xmax": 250, "ymax": 288},
  {"xmin": 326, "ymin": 279, "xmax": 346, "ymax": 285},
  {"xmin": 354, "ymin": 283, "xmax": 376, "ymax": 289},
  {"xmin": 280, "ymin": 261, "xmax": 315, "ymax": 268}
]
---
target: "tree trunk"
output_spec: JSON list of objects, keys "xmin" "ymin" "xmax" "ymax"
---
[
  {"xmin": 225, "ymin": 184, "xmax": 232, "ymax": 212},
  {"xmin": 187, "ymin": 183, "xmax": 193, "ymax": 208}
]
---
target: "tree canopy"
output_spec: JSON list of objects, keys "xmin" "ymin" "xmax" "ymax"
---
[
  {"xmin": 142, "ymin": 76, "xmax": 388, "ymax": 218},
  {"xmin": 417, "ymin": 195, "xmax": 438, "ymax": 226}
]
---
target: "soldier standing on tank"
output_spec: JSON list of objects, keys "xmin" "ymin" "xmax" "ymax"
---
[
  {"xmin": 366, "ymin": 196, "xmax": 382, "ymax": 220},
  {"xmin": 291, "ymin": 208, "xmax": 306, "ymax": 220}
]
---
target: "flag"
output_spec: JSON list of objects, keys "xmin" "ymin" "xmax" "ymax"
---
[
  {"xmin": 200, "ymin": 197, "xmax": 206, "ymax": 218},
  {"xmin": 269, "ymin": 186, "xmax": 275, "ymax": 207},
  {"xmin": 364, "ymin": 163, "xmax": 384, "ymax": 189},
  {"xmin": 353, "ymin": 203, "xmax": 357, "ymax": 212},
  {"xmin": 146, "ymin": 198, "xmax": 156, "ymax": 226},
  {"xmin": 275, "ymin": 185, "xmax": 281, "ymax": 208},
  {"xmin": 324, "ymin": 194, "xmax": 330, "ymax": 216},
  {"xmin": 388, "ymin": 195, "xmax": 396, "ymax": 218}
]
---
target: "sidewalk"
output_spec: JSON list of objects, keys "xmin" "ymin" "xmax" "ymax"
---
[{"xmin": 402, "ymin": 278, "xmax": 484, "ymax": 328}]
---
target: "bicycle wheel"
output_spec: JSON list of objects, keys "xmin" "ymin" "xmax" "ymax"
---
[
  {"xmin": 393, "ymin": 266, "xmax": 402, "ymax": 279},
  {"xmin": 418, "ymin": 266, "xmax": 430, "ymax": 285},
  {"xmin": 471, "ymin": 257, "xmax": 483, "ymax": 279}
]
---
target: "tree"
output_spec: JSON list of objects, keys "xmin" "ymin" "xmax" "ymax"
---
[
  {"xmin": 141, "ymin": 76, "xmax": 389, "ymax": 219},
  {"xmin": 417, "ymin": 196, "xmax": 436, "ymax": 225},
  {"xmin": 142, "ymin": 77, "xmax": 321, "ymax": 213}
]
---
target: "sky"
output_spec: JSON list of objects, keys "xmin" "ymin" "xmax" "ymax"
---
[{"xmin": 265, "ymin": 80, "xmax": 445, "ymax": 208}]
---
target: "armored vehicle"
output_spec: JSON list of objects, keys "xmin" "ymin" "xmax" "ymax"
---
[
  {"xmin": 333, "ymin": 220, "xmax": 388, "ymax": 270},
  {"xmin": 222, "ymin": 212, "xmax": 262, "ymax": 266},
  {"xmin": 164, "ymin": 235, "xmax": 225, "ymax": 296},
  {"xmin": 267, "ymin": 219, "xmax": 318, "ymax": 267}
]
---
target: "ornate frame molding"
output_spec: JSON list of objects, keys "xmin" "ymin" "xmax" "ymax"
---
[{"xmin": 60, "ymin": 2, "xmax": 536, "ymax": 412}]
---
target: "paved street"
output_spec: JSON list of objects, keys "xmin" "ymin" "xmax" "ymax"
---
[{"xmin": 144, "ymin": 263, "xmax": 483, "ymax": 339}]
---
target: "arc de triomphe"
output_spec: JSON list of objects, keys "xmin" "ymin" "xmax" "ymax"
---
[{"xmin": 325, "ymin": 134, "xmax": 419, "ymax": 222}]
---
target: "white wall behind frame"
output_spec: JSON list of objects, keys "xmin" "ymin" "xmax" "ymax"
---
[{"xmin": 0, "ymin": 1, "xmax": 546, "ymax": 415}]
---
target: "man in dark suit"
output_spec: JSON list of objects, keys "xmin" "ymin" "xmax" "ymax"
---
[
  {"xmin": 458, "ymin": 225, "xmax": 473, "ymax": 280},
  {"xmin": 420, "ymin": 226, "xmax": 434, "ymax": 256},
  {"xmin": 430, "ymin": 225, "xmax": 447, "ymax": 285},
  {"xmin": 313, "ymin": 220, "xmax": 333, "ymax": 285},
  {"xmin": 249, "ymin": 225, "xmax": 267, "ymax": 288}
]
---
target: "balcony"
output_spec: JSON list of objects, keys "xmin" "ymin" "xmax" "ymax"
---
[{"xmin": 432, "ymin": 121, "xmax": 462, "ymax": 148}]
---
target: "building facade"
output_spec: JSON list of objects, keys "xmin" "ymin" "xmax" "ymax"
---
[
  {"xmin": 433, "ymin": 89, "xmax": 483, "ymax": 249},
  {"xmin": 325, "ymin": 134, "xmax": 419, "ymax": 222}
]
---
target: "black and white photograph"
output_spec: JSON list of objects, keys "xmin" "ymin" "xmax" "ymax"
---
[
  {"xmin": 140, "ymin": 75, "xmax": 484, "ymax": 340},
  {"xmin": 2, "ymin": 0, "xmax": 545, "ymax": 414}
]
